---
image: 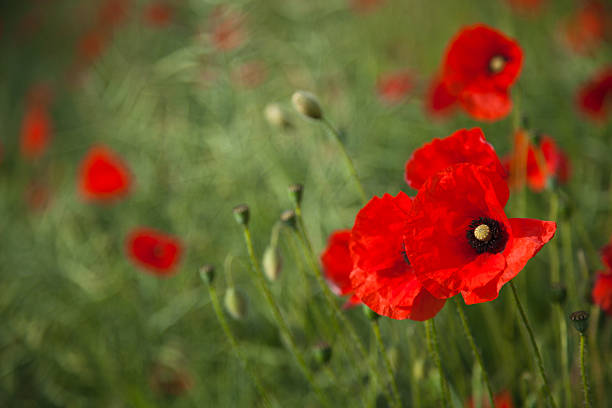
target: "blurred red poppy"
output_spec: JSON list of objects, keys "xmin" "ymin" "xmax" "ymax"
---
[
  {"xmin": 321, "ymin": 230, "xmax": 361, "ymax": 308},
  {"xmin": 592, "ymin": 272, "xmax": 612, "ymax": 316},
  {"xmin": 126, "ymin": 228, "xmax": 182, "ymax": 276},
  {"xmin": 404, "ymin": 128, "xmax": 505, "ymax": 190},
  {"xmin": 350, "ymin": 192, "xmax": 446, "ymax": 320},
  {"xmin": 144, "ymin": 2, "xmax": 173, "ymax": 28},
  {"xmin": 377, "ymin": 71, "xmax": 413, "ymax": 104},
  {"xmin": 403, "ymin": 163, "xmax": 556, "ymax": 304},
  {"xmin": 467, "ymin": 390, "xmax": 514, "ymax": 408},
  {"xmin": 210, "ymin": 6, "xmax": 246, "ymax": 51},
  {"xmin": 577, "ymin": 67, "xmax": 612, "ymax": 121},
  {"xmin": 437, "ymin": 24, "xmax": 523, "ymax": 121},
  {"xmin": 78, "ymin": 145, "xmax": 131, "ymax": 202},
  {"xmin": 562, "ymin": 1, "xmax": 610, "ymax": 55},
  {"xmin": 20, "ymin": 104, "xmax": 52, "ymax": 160},
  {"xmin": 426, "ymin": 75, "xmax": 457, "ymax": 117}
]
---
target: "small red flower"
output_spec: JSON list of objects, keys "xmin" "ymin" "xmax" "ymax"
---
[
  {"xmin": 127, "ymin": 228, "xmax": 182, "ymax": 276},
  {"xmin": 404, "ymin": 128, "xmax": 506, "ymax": 190},
  {"xmin": 350, "ymin": 0, "xmax": 386, "ymax": 13},
  {"xmin": 467, "ymin": 391, "xmax": 514, "ymax": 408},
  {"xmin": 78, "ymin": 145, "xmax": 131, "ymax": 202},
  {"xmin": 540, "ymin": 135, "xmax": 570, "ymax": 184},
  {"xmin": 404, "ymin": 163, "xmax": 556, "ymax": 304},
  {"xmin": 577, "ymin": 67, "xmax": 612, "ymax": 121},
  {"xmin": 350, "ymin": 192, "xmax": 446, "ymax": 320},
  {"xmin": 321, "ymin": 230, "xmax": 361, "ymax": 307},
  {"xmin": 438, "ymin": 24, "xmax": 523, "ymax": 121},
  {"xmin": 144, "ymin": 2, "xmax": 173, "ymax": 28},
  {"xmin": 593, "ymin": 272, "xmax": 612, "ymax": 315},
  {"xmin": 377, "ymin": 71, "xmax": 413, "ymax": 104},
  {"xmin": 210, "ymin": 7, "xmax": 246, "ymax": 51},
  {"xmin": 426, "ymin": 75, "xmax": 457, "ymax": 117},
  {"xmin": 20, "ymin": 104, "xmax": 52, "ymax": 160},
  {"xmin": 562, "ymin": 1, "xmax": 610, "ymax": 55}
]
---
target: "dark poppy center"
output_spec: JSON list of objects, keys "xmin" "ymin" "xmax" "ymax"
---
[
  {"xmin": 488, "ymin": 55, "xmax": 506, "ymax": 74},
  {"xmin": 466, "ymin": 217, "xmax": 507, "ymax": 254}
]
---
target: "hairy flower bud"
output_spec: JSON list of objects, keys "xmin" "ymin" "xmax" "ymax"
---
[
  {"xmin": 262, "ymin": 245, "xmax": 282, "ymax": 281},
  {"xmin": 224, "ymin": 287, "xmax": 248, "ymax": 320},
  {"xmin": 291, "ymin": 90, "xmax": 323, "ymax": 120},
  {"xmin": 264, "ymin": 103, "xmax": 292, "ymax": 129}
]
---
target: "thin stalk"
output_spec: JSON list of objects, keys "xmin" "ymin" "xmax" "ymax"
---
[
  {"xmin": 453, "ymin": 297, "xmax": 495, "ymax": 408},
  {"xmin": 372, "ymin": 320, "xmax": 401, "ymax": 408},
  {"xmin": 555, "ymin": 305, "xmax": 571, "ymax": 408},
  {"xmin": 509, "ymin": 282, "xmax": 558, "ymax": 408},
  {"xmin": 580, "ymin": 334, "xmax": 592, "ymax": 408},
  {"xmin": 241, "ymin": 226, "xmax": 331, "ymax": 407},
  {"xmin": 425, "ymin": 319, "xmax": 450, "ymax": 408},
  {"xmin": 321, "ymin": 118, "xmax": 367, "ymax": 203},
  {"xmin": 206, "ymin": 280, "xmax": 273, "ymax": 407}
]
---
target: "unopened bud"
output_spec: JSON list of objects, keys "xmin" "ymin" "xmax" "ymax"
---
[
  {"xmin": 288, "ymin": 183, "xmax": 303, "ymax": 207},
  {"xmin": 262, "ymin": 245, "xmax": 282, "ymax": 281},
  {"xmin": 363, "ymin": 304, "xmax": 380, "ymax": 321},
  {"xmin": 199, "ymin": 264, "xmax": 215, "ymax": 284},
  {"xmin": 233, "ymin": 204, "xmax": 250, "ymax": 226},
  {"xmin": 550, "ymin": 283, "xmax": 567, "ymax": 304},
  {"xmin": 264, "ymin": 103, "xmax": 292, "ymax": 129},
  {"xmin": 224, "ymin": 288, "xmax": 248, "ymax": 320},
  {"xmin": 280, "ymin": 209, "xmax": 297, "ymax": 229},
  {"xmin": 313, "ymin": 342, "xmax": 332, "ymax": 365},
  {"xmin": 569, "ymin": 310, "xmax": 589, "ymax": 334},
  {"xmin": 291, "ymin": 90, "xmax": 323, "ymax": 120}
]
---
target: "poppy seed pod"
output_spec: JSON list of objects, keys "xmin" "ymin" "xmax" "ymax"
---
[
  {"xmin": 199, "ymin": 264, "xmax": 215, "ymax": 285},
  {"xmin": 233, "ymin": 204, "xmax": 250, "ymax": 226},
  {"xmin": 264, "ymin": 103, "xmax": 291, "ymax": 129},
  {"xmin": 313, "ymin": 342, "xmax": 332, "ymax": 365},
  {"xmin": 569, "ymin": 310, "xmax": 589, "ymax": 334},
  {"xmin": 280, "ymin": 210, "xmax": 297, "ymax": 229},
  {"xmin": 224, "ymin": 287, "xmax": 248, "ymax": 320},
  {"xmin": 288, "ymin": 183, "xmax": 304, "ymax": 207},
  {"xmin": 262, "ymin": 245, "xmax": 282, "ymax": 281},
  {"xmin": 291, "ymin": 90, "xmax": 323, "ymax": 120}
]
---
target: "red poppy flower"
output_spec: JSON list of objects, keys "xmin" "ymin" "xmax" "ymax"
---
[
  {"xmin": 426, "ymin": 75, "xmax": 457, "ymax": 117},
  {"xmin": 404, "ymin": 128, "xmax": 505, "ymax": 190},
  {"xmin": 350, "ymin": 192, "xmax": 446, "ymax": 320},
  {"xmin": 540, "ymin": 135, "xmax": 570, "ymax": 184},
  {"xmin": 321, "ymin": 230, "xmax": 361, "ymax": 308},
  {"xmin": 439, "ymin": 24, "xmax": 523, "ymax": 120},
  {"xmin": 144, "ymin": 2, "xmax": 173, "ymax": 28},
  {"xmin": 210, "ymin": 7, "xmax": 246, "ymax": 51},
  {"xmin": 377, "ymin": 71, "xmax": 413, "ymax": 104},
  {"xmin": 577, "ymin": 67, "xmax": 612, "ymax": 121},
  {"xmin": 562, "ymin": 1, "xmax": 609, "ymax": 55},
  {"xmin": 467, "ymin": 391, "xmax": 514, "ymax": 408},
  {"xmin": 20, "ymin": 104, "xmax": 52, "ymax": 160},
  {"xmin": 403, "ymin": 163, "xmax": 556, "ymax": 303},
  {"xmin": 350, "ymin": 0, "xmax": 385, "ymax": 13},
  {"xmin": 126, "ymin": 228, "xmax": 182, "ymax": 276},
  {"xmin": 592, "ymin": 272, "xmax": 612, "ymax": 315},
  {"xmin": 78, "ymin": 145, "xmax": 131, "ymax": 202}
]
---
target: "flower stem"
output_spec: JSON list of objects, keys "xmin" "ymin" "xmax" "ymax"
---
[
  {"xmin": 241, "ymin": 226, "xmax": 331, "ymax": 407},
  {"xmin": 453, "ymin": 297, "xmax": 495, "ymax": 408},
  {"xmin": 206, "ymin": 278, "xmax": 274, "ymax": 407},
  {"xmin": 509, "ymin": 281, "xmax": 557, "ymax": 408},
  {"xmin": 555, "ymin": 304, "xmax": 572, "ymax": 408},
  {"xmin": 321, "ymin": 118, "xmax": 367, "ymax": 203},
  {"xmin": 372, "ymin": 320, "xmax": 402, "ymax": 408},
  {"xmin": 580, "ymin": 334, "xmax": 592, "ymax": 408},
  {"xmin": 425, "ymin": 319, "xmax": 450, "ymax": 408}
]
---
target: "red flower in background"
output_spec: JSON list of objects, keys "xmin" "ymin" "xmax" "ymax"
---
[
  {"xmin": 210, "ymin": 6, "xmax": 246, "ymax": 51},
  {"xmin": 377, "ymin": 71, "xmax": 413, "ymax": 105},
  {"xmin": 78, "ymin": 145, "xmax": 131, "ymax": 202},
  {"xmin": 144, "ymin": 2, "xmax": 173, "ymax": 28},
  {"xmin": 562, "ymin": 1, "xmax": 610, "ymax": 55},
  {"xmin": 350, "ymin": 0, "xmax": 386, "ymax": 13},
  {"xmin": 321, "ymin": 230, "xmax": 361, "ymax": 308},
  {"xmin": 435, "ymin": 24, "xmax": 523, "ymax": 121},
  {"xmin": 350, "ymin": 192, "xmax": 446, "ymax": 320},
  {"xmin": 403, "ymin": 164, "xmax": 556, "ymax": 304},
  {"xmin": 426, "ymin": 75, "xmax": 457, "ymax": 118},
  {"xmin": 404, "ymin": 128, "xmax": 505, "ymax": 190},
  {"xmin": 592, "ymin": 273, "xmax": 612, "ymax": 316},
  {"xmin": 20, "ymin": 104, "xmax": 52, "ymax": 160},
  {"xmin": 127, "ymin": 228, "xmax": 182, "ymax": 276},
  {"xmin": 577, "ymin": 67, "xmax": 612, "ymax": 121},
  {"xmin": 467, "ymin": 390, "xmax": 514, "ymax": 408}
]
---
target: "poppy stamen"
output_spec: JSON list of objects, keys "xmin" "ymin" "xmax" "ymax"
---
[
  {"xmin": 489, "ymin": 55, "xmax": 506, "ymax": 74},
  {"xmin": 467, "ymin": 217, "xmax": 507, "ymax": 254}
]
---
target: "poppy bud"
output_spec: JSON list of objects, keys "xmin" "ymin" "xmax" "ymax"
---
[
  {"xmin": 233, "ymin": 204, "xmax": 250, "ymax": 226},
  {"xmin": 280, "ymin": 209, "xmax": 297, "ymax": 229},
  {"xmin": 224, "ymin": 287, "xmax": 248, "ymax": 320},
  {"xmin": 362, "ymin": 304, "xmax": 380, "ymax": 321},
  {"xmin": 264, "ymin": 103, "xmax": 292, "ymax": 129},
  {"xmin": 313, "ymin": 342, "xmax": 332, "ymax": 365},
  {"xmin": 199, "ymin": 264, "xmax": 215, "ymax": 284},
  {"xmin": 550, "ymin": 283, "xmax": 567, "ymax": 304},
  {"xmin": 291, "ymin": 90, "xmax": 323, "ymax": 120},
  {"xmin": 262, "ymin": 245, "xmax": 282, "ymax": 281},
  {"xmin": 288, "ymin": 183, "xmax": 304, "ymax": 207},
  {"xmin": 569, "ymin": 310, "xmax": 589, "ymax": 334}
]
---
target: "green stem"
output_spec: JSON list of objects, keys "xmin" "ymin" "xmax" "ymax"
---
[
  {"xmin": 580, "ymin": 334, "xmax": 592, "ymax": 408},
  {"xmin": 425, "ymin": 319, "xmax": 450, "ymax": 408},
  {"xmin": 372, "ymin": 320, "xmax": 401, "ymax": 408},
  {"xmin": 509, "ymin": 282, "xmax": 557, "ymax": 408},
  {"xmin": 321, "ymin": 118, "xmax": 367, "ymax": 203},
  {"xmin": 206, "ymin": 280, "xmax": 273, "ymax": 407},
  {"xmin": 453, "ymin": 297, "xmax": 495, "ymax": 408},
  {"xmin": 242, "ymin": 226, "xmax": 331, "ymax": 407},
  {"xmin": 555, "ymin": 305, "xmax": 571, "ymax": 408}
]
